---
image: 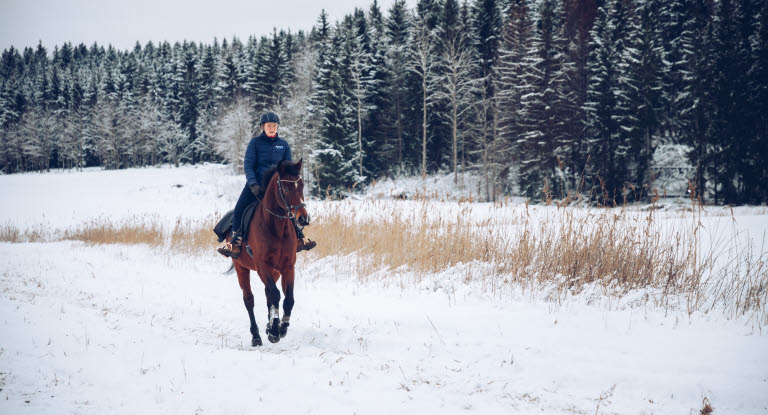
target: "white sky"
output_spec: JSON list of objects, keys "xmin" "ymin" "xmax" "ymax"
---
[{"xmin": 0, "ymin": 0, "xmax": 417, "ymax": 53}]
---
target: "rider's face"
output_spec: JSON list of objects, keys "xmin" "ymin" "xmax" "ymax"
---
[{"xmin": 263, "ymin": 122, "xmax": 278, "ymax": 137}]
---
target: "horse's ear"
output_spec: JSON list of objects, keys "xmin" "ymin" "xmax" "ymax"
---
[
  {"xmin": 297, "ymin": 158, "xmax": 303, "ymax": 172},
  {"xmin": 277, "ymin": 160, "xmax": 286, "ymax": 175}
]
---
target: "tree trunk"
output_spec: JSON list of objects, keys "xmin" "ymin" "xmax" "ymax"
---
[
  {"xmin": 422, "ymin": 77, "xmax": 427, "ymax": 181},
  {"xmin": 358, "ymin": 95, "xmax": 363, "ymax": 178},
  {"xmin": 453, "ymin": 100, "xmax": 458, "ymax": 185},
  {"xmin": 396, "ymin": 92, "xmax": 403, "ymax": 167}
]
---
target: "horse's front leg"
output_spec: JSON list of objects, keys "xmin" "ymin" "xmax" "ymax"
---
[
  {"xmin": 235, "ymin": 263, "xmax": 262, "ymax": 347},
  {"xmin": 261, "ymin": 268, "xmax": 282, "ymax": 343},
  {"xmin": 280, "ymin": 268, "xmax": 295, "ymax": 338}
]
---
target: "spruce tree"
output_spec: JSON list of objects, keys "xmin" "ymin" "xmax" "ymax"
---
[
  {"xmin": 310, "ymin": 23, "xmax": 359, "ymax": 197},
  {"xmin": 631, "ymin": 0, "xmax": 665, "ymax": 194},
  {"xmin": 362, "ymin": 0, "xmax": 391, "ymax": 178},
  {"xmin": 385, "ymin": 0, "xmax": 411, "ymax": 170}
]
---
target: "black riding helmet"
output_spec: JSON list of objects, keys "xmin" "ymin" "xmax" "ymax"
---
[{"xmin": 260, "ymin": 111, "xmax": 280, "ymax": 125}]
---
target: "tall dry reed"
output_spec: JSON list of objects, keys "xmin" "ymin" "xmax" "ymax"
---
[{"xmin": 1, "ymin": 196, "xmax": 764, "ymax": 324}]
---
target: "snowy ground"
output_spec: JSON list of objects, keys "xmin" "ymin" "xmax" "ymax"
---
[{"xmin": 1, "ymin": 165, "xmax": 767, "ymax": 414}]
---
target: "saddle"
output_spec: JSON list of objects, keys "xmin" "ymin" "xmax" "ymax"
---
[
  {"xmin": 213, "ymin": 201, "xmax": 316, "ymax": 253},
  {"xmin": 213, "ymin": 201, "xmax": 260, "ymax": 243}
]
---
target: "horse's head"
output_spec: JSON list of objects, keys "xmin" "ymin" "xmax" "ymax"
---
[{"xmin": 275, "ymin": 159, "xmax": 310, "ymax": 226}]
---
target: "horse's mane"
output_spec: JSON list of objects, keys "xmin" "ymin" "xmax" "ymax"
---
[{"xmin": 261, "ymin": 160, "xmax": 301, "ymax": 188}]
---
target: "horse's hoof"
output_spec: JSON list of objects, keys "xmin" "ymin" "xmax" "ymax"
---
[
  {"xmin": 252, "ymin": 337, "xmax": 263, "ymax": 347},
  {"xmin": 279, "ymin": 322, "xmax": 289, "ymax": 338},
  {"xmin": 266, "ymin": 318, "xmax": 280, "ymax": 341}
]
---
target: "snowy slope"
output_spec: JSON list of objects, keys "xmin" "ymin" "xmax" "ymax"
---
[{"xmin": 1, "ymin": 164, "xmax": 767, "ymax": 414}]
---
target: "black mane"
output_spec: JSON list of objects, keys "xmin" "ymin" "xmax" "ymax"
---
[{"xmin": 261, "ymin": 160, "xmax": 301, "ymax": 188}]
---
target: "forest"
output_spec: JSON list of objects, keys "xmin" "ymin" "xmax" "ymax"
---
[{"xmin": 0, "ymin": 0, "xmax": 766, "ymax": 204}]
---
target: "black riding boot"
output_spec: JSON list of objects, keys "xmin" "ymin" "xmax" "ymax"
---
[{"xmin": 297, "ymin": 238, "xmax": 317, "ymax": 252}]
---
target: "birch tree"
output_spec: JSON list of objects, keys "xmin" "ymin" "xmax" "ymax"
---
[{"xmin": 407, "ymin": 18, "xmax": 440, "ymax": 180}]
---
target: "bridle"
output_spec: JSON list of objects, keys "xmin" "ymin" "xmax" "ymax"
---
[{"xmin": 258, "ymin": 173, "xmax": 306, "ymax": 224}]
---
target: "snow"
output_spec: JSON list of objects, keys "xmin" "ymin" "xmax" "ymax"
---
[{"xmin": 1, "ymin": 164, "xmax": 767, "ymax": 414}]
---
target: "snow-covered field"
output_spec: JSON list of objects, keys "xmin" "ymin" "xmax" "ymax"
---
[{"xmin": 1, "ymin": 165, "xmax": 767, "ymax": 414}]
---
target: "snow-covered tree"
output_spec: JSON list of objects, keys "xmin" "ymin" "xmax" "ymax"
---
[
  {"xmin": 438, "ymin": 0, "xmax": 479, "ymax": 184},
  {"xmin": 407, "ymin": 12, "xmax": 440, "ymax": 180}
]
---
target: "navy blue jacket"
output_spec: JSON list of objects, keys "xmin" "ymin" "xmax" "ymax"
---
[{"xmin": 244, "ymin": 132, "xmax": 292, "ymax": 187}]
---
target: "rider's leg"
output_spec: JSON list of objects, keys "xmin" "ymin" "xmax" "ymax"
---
[{"xmin": 218, "ymin": 184, "xmax": 256, "ymax": 258}]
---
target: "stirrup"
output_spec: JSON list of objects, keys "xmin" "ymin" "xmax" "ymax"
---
[{"xmin": 217, "ymin": 239, "xmax": 242, "ymax": 259}]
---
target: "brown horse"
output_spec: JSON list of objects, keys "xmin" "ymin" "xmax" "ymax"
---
[{"xmin": 227, "ymin": 159, "xmax": 310, "ymax": 346}]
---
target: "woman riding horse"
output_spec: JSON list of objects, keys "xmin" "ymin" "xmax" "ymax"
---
[
  {"xmin": 229, "ymin": 158, "xmax": 311, "ymax": 346},
  {"xmin": 218, "ymin": 111, "xmax": 315, "ymax": 258}
]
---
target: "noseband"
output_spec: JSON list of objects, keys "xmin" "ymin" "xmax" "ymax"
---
[{"xmin": 276, "ymin": 173, "xmax": 306, "ymax": 216}]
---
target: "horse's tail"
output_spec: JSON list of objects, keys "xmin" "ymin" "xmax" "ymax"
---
[{"xmin": 223, "ymin": 263, "xmax": 235, "ymax": 275}]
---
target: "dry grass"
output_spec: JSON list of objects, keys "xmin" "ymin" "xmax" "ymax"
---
[
  {"xmin": 0, "ymin": 223, "xmax": 22, "ymax": 242},
  {"xmin": 301, "ymin": 196, "xmax": 767, "ymax": 325},
  {"xmin": 63, "ymin": 216, "xmax": 164, "ymax": 246},
  {"xmin": 1, "ymin": 197, "xmax": 765, "ymax": 325},
  {"xmin": 169, "ymin": 214, "xmax": 221, "ymax": 254},
  {"xmin": 1, "ymin": 222, "xmax": 54, "ymax": 243}
]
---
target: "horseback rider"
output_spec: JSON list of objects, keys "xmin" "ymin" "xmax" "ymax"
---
[{"xmin": 218, "ymin": 111, "xmax": 314, "ymax": 259}]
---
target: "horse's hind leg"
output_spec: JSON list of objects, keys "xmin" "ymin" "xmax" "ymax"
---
[
  {"xmin": 235, "ymin": 263, "xmax": 262, "ymax": 347},
  {"xmin": 279, "ymin": 269, "xmax": 295, "ymax": 338}
]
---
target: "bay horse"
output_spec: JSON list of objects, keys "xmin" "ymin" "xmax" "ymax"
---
[{"xmin": 227, "ymin": 159, "xmax": 310, "ymax": 346}]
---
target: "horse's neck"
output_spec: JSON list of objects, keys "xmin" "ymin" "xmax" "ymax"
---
[
  {"xmin": 262, "ymin": 178, "xmax": 284, "ymax": 214},
  {"xmin": 258, "ymin": 180, "xmax": 289, "ymax": 225}
]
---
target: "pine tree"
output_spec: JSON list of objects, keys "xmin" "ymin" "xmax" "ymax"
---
[
  {"xmin": 310, "ymin": 24, "xmax": 359, "ymax": 197},
  {"xmin": 362, "ymin": 0, "xmax": 391, "ymax": 178},
  {"xmin": 497, "ymin": 0, "xmax": 533, "ymax": 196},
  {"xmin": 562, "ymin": 0, "xmax": 597, "ymax": 191},
  {"xmin": 385, "ymin": 0, "xmax": 411, "ymax": 169},
  {"xmin": 472, "ymin": 0, "xmax": 503, "ymax": 200},
  {"xmin": 631, "ymin": 0, "xmax": 665, "ymax": 194},
  {"xmin": 584, "ymin": 0, "xmax": 638, "ymax": 204},
  {"xmin": 708, "ymin": 0, "xmax": 752, "ymax": 203},
  {"xmin": 749, "ymin": 0, "xmax": 768, "ymax": 202},
  {"xmin": 519, "ymin": 0, "xmax": 574, "ymax": 199}
]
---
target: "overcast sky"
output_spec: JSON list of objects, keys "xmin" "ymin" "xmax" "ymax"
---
[{"xmin": 1, "ymin": 0, "xmax": 417, "ymax": 53}]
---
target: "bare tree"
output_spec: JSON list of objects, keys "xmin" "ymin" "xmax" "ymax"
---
[
  {"xmin": 348, "ymin": 36, "xmax": 373, "ymax": 181},
  {"xmin": 213, "ymin": 97, "xmax": 253, "ymax": 173},
  {"xmin": 277, "ymin": 48, "xmax": 316, "ymax": 190},
  {"xmin": 437, "ymin": 26, "xmax": 479, "ymax": 185},
  {"xmin": 407, "ymin": 21, "xmax": 440, "ymax": 180}
]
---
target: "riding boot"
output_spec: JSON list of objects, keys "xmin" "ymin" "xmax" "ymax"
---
[
  {"xmin": 296, "ymin": 238, "xmax": 317, "ymax": 252},
  {"xmin": 217, "ymin": 232, "xmax": 243, "ymax": 259}
]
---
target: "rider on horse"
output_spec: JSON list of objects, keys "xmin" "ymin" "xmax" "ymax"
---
[{"xmin": 218, "ymin": 111, "xmax": 315, "ymax": 259}]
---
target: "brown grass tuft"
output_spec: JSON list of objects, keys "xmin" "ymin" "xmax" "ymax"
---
[
  {"xmin": 0, "ymin": 223, "xmax": 22, "ymax": 242},
  {"xmin": 170, "ymin": 214, "xmax": 221, "ymax": 254},
  {"xmin": 63, "ymin": 216, "xmax": 164, "ymax": 246}
]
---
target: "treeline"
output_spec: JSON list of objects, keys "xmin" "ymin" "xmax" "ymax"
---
[{"xmin": 1, "ymin": 0, "xmax": 766, "ymax": 204}]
